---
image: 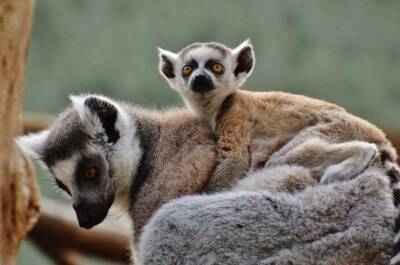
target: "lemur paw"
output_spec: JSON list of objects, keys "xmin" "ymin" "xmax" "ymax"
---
[
  {"xmin": 365, "ymin": 144, "xmax": 381, "ymax": 166},
  {"xmin": 320, "ymin": 163, "xmax": 345, "ymax": 184},
  {"xmin": 204, "ymin": 157, "xmax": 249, "ymax": 192},
  {"xmin": 321, "ymin": 143, "xmax": 379, "ymax": 184}
]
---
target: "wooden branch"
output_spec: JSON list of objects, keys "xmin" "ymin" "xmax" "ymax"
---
[
  {"xmin": 29, "ymin": 198, "xmax": 131, "ymax": 264},
  {"xmin": 22, "ymin": 112, "xmax": 54, "ymax": 133},
  {"xmin": 31, "ymin": 238, "xmax": 86, "ymax": 265},
  {"xmin": 0, "ymin": 1, "xmax": 39, "ymax": 265}
]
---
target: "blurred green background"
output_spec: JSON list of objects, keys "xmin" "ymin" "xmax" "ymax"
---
[{"xmin": 19, "ymin": 0, "xmax": 400, "ymax": 264}]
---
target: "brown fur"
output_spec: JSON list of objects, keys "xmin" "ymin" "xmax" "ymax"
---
[
  {"xmin": 123, "ymin": 107, "xmax": 314, "ymax": 238},
  {"xmin": 158, "ymin": 40, "xmax": 398, "ymax": 193},
  {"xmin": 234, "ymin": 164, "xmax": 317, "ymax": 192},
  {"xmin": 251, "ymin": 135, "xmax": 292, "ymax": 169},
  {"xmin": 120, "ymin": 107, "xmax": 218, "ymax": 236},
  {"xmin": 203, "ymin": 90, "xmax": 397, "ymax": 191},
  {"xmin": 124, "ymin": 107, "xmax": 394, "ymax": 265}
]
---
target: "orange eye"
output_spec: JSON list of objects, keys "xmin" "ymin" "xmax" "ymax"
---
[
  {"xmin": 85, "ymin": 167, "xmax": 98, "ymax": 179},
  {"xmin": 211, "ymin": 63, "xmax": 224, "ymax": 74},
  {"xmin": 182, "ymin": 65, "xmax": 193, "ymax": 76}
]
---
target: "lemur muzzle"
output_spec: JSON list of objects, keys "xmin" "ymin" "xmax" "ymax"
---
[{"xmin": 191, "ymin": 74, "xmax": 215, "ymax": 93}]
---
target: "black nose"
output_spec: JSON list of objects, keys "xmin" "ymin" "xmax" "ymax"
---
[
  {"xmin": 73, "ymin": 202, "xmax": 109, "ymax": 229},
  {"xmin": 191, "ymin": 74, "xmax": 215, "ymax": 93}
]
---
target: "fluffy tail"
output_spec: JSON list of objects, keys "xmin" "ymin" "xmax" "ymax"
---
[{"xmin": 388, "ymin": 160, "xmax": 400, "ymax": 265}]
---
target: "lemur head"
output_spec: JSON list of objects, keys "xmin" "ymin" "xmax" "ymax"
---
[
  {"xmin": 17, "ymin": 95, "xmax": 141, "ymax": 229},
  {"xmin": 158, "ymin": 39, "xmax": 255, "ymax": 96}
]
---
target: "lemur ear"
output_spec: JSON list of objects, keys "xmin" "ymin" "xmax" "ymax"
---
[
  {"xmin": 158, "ymin": 48, "xmax": 178, "ymax": 80},
  {"xmin": 16, "ymin": 130, "xmax": 50, "ymax": 159},
  {"xmin": 70, "ymin": 95, "xmax": 131, "ymax": 144},
  {"xmin": 232, "ymin": 39, "xmax": 255, "ymax": 86}
]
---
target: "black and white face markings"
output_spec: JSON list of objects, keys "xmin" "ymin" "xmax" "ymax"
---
[
  {"xmin": 71, "ymin": 153, "xmax": 115, "ymax": 229},
  {"xmin": 158, "ymin": 40, "xmax": 255, "ymax": 95},
  {"xmin": 17, "ymin": 94, "xmax": 142, "ymax": 229}
]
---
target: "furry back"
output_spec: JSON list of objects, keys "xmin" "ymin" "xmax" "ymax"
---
[{"xmin": 138, "ymin": 168, "xmax": 395, "ymax": 265}]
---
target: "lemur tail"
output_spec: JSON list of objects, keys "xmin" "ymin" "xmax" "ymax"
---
[
  {"xmin": 356, "ymin": 136, "xmax": 400, "ymax": 265},
  {"xmin": 390, "ymin": 169, "xmax": 400, "ymax": 265},
  {"xmin": 383, "ymin": 143, "xmax": 400, "ymax": 265}
]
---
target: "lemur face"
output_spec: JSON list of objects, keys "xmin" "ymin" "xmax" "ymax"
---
[
  {"xmin": 158, "ymin": 40, "xmax": 255, "ymax": 95},
  {"xmin": 17, "ymin": 95, "xmax": 141, "ymax": 229}
]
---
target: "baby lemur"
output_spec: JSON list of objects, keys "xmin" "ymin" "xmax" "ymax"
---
[{"xmin": 158, "ymin": 40, "xmax": 398, "ymax": 191}]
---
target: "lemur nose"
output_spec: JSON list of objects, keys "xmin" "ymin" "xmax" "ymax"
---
[
  {"xmin": 74, "ymin": 201, "xmax": 109, "ymax": 229},
  {"xmin": 195, "ymin": 74, "xmax": 207, "ymax": 81},
  {"xmin": 191, "ymin": 74, "xmax": 215, "ymax": 93}
]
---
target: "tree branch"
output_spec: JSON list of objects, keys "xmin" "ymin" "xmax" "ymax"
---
[{"xmin": 29, "ymin": 198, "xmax": 131, "ymax": 264}]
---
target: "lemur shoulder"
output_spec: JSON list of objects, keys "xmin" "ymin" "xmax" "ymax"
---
[{"xmin": 158, "ymin": 40, "xmax": 398, "ymax": 192}]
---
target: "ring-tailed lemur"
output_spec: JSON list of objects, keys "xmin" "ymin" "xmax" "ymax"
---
[
  {"xmin": 158, "ymin": 40, "xmax": 399, "ymax": 192},
  {"xmin": 18, "ymin": 94, "xmax": 400, "ymax": 264},
  {"xmin": 158, "ymin": 41, "xmax": 400, "ymax": 264},
  {"xmin": 17, "ymin": 94, "xmax": 218, "ymax": 234},
  {"xmin": 139, "ymin": 167, "xmax": 396, "ymax": 265},
  {"xmin": 17, "ymin": 94, "xmax": 315, "ymax": 232}
]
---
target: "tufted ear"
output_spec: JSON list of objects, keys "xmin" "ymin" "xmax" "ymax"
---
[
  {"xmin": 231, "ymin": 39, "xmax": 255, "ymax": 87},
  {"xmin": 16, "ymin": 130, "xmax": 50, "ymax": 159},
  {"xmin": 69, "ymin": 94, "xmax": 131, "ymax": 144},
  {"xmin": 158, "ymin": 48, "xmax": 179, "ymax": 89}
]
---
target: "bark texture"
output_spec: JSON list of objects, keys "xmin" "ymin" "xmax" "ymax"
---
[{"xmin": 0, "ymin": 1, "xmax": 39, "ymax": 265}]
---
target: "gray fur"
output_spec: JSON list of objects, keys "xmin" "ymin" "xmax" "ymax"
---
[
  {"xmin": 18, "ymin": 94, "xmax": 399, "ymax": 264},
  {"xmin": 158, "ymin": 40, "xmax": 254, "ymax": 120},
  {"xmin": 234, "ymin": 165, "xmax": 317, "ymax": 192},
  {"xmin": 17, "ymin": 94, "xmax": 218, "ymax": 234},
  {"xmin": 139, "ymin": 167, "xmax": 395, "ymax": 265}
]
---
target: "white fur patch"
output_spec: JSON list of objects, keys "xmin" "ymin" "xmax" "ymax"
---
[
  {"xmin": 111, "ymin": 114, "xmax": 142, "ymax": 197},
  {"xmin": 231, "ymin": 39, "xmax": 255, "ymax": 87},
  {"xmin": 70, "ymin": 94, "xmax": 106, "ymax": 138},
  {"xmin": 158, "ymin": 48, "xmax": 178, "ymax": 62},
  {"xmin": 232, "ymin": 39, "xmax": 252, "ymax": 55},
  {"xmin": 158, "ymin": 48, "xmax": 179, "ymax": 90},
  {"xmin": 182, "ymin": 46, "xmax": 225, "ymax": 63},
  {"xmin": 391, "ymin": 252, "xmax": 400, "ymax": 265},
  {"xmin": 51, "ymin": 153, "xmax": 80, "ymax": 193},
  {"xmin": 69, "ymin": 94, "xmax": 143, "ymax": 198},
  {"xmin": 394, "ymin": 230, "xmax": 400, "ymax": 246},
  {"xmin": 16, "ymin": 130, "xmax": 50, "ymax": 158},
  {"xmin": 158, "ymin": 40, "xmax": 255, "ymax": 121}
]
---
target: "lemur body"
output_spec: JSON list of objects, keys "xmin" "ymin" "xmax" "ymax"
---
[
  {"xmin": 17, "ymin": 95, "xmax": 314, "ymax": 244},
  {"xmin": 139, "ymin": 167, "xmax": 395, "ymax": 265},
  {"xmin": 17, "ymin": 94, "xmax": 399, "ymax": 264},
  {"xmin": 158, "ymin": 40, "xmax": 398, "ymax": 191},
  {"xmin": 18, "ymin": 95, "xmax": 217, "ymax": 234}
]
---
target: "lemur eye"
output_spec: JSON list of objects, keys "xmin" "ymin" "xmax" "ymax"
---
[
  {"xmin": 182, "ymin": 65, "xmax": 193, "ymax": 76},
  {"xmin": 85, "ymin": 166, "xmax": 98, "ymax": 179},
  {"xmin": 211, "ymin": 63, "xmax": 224, "ymax": 75}
]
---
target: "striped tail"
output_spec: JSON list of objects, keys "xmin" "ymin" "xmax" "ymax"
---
[{"xmin": 389, "ymin": 163, "xmax": 400, "ymax": 265}]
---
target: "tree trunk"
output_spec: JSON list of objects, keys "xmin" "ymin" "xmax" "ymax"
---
[{"xmin": 0, "ymin": 1, "xmax": 39, "ymax": 265}]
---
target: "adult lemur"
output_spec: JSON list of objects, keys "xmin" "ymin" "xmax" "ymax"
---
[
  {"xmin": 18, "ymin": 95, "xmax": 217, "ymax": 232},
  {"xmin": 158, "ymin": 40, "xmax": 399, "ymax": 192},
  {"xmin": 139, "ymin": 167, "xmax": 395, "ymax": 265},
  {"xmin": 18, "ymin": 94, "xmax": 400, "ymax": 264}
]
